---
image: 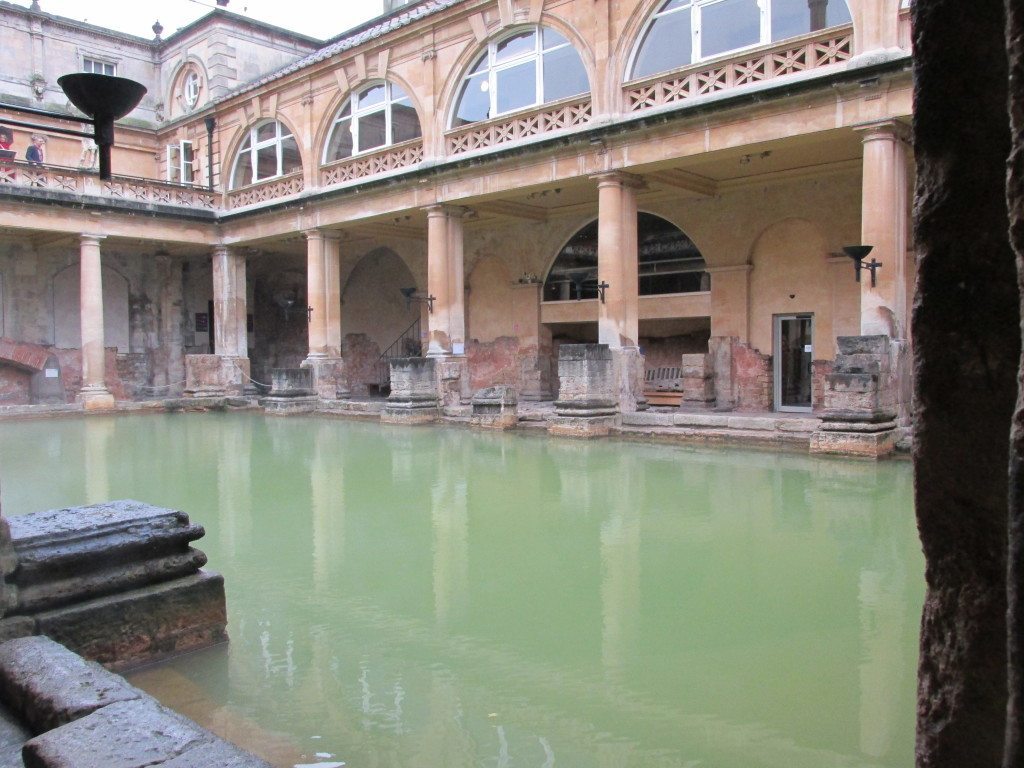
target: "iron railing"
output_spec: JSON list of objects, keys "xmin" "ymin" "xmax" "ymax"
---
[{"xmin": 375, "ymin": 317, "xmax": 422, "ymax": 395}]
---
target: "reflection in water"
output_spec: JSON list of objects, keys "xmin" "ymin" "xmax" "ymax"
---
[{"xmin": 0, "ymin": 415, "xmax": 923, "ymax": 768}]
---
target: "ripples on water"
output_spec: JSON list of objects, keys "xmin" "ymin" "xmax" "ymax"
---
[{"xmin": 0, "ymin": 413, "xmax": 923, "ymax": 768}]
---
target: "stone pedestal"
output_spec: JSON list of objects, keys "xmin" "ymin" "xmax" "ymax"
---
[
  {"xmin": 382, "ymin": 357, "xmax": 439, "ymax": 425},
  {"xmin": 708, "ymin": 336, "xmax": 735, "ymax": 411},
  {"xmin": 3, "ymin": 501, "xmax": 226, "ymax": 668},
  {"xmin": 810, "ymin": 335, "xmax": 898, "ymax": 458},
  {"xmin": 680, "ymin": 353, "xmax": 714, "ymax": 404},
  {"xmin": 262, "ymin": 368, "xmax": 318, "ymax": 415},
  {"xmin": 549, "ymin": 344, "xmax": 619, "ymax": 438},
  {"xmin": 432, "ymin": 354, "xmax": 469, "ymax": 411},
  {"xmin": 612, "ymin": 347, "xmax": 648, "ymax": 412},
  {"xmin": 471, "ymin": 386, "xmax": 518, "ymax": 430},
  {"xmin": 183, "ymin": 354, "xmax": 225, "ymax": 397},
  {"xmin": 301, "ymin": 357, "xmax": 349, "ymax": 400}
]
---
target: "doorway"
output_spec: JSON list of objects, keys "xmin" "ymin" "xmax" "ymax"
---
[{"xmin": 774, "ymin": 314, "xmax": 813, "ymax": 412}]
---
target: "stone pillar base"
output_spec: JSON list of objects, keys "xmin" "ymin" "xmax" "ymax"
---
[
  {"xmin": 548, "ymin": 414, "xmax": 618, "ymax": 438},
  {"xmin": 611, "ymin": 347, "xmax": 648, "ymax": 412},
  {"xmin": 261, "ymin": 368, "xmax": 317, "ymax": 415},
  {"xmin": 77, "ymin": 387, "xmax": 115, "ymax": 410},
  {"xmin": 383, "ymin": 358, "xmax": 439, "ymax": 424},
  {"xmin": 430, "ymin": 354, "xmax": 470, "ymax": 409},
  {"xmin": 302, "ymin": 356, "xmax": 349, "ymax": 400},
  {"xmin": 184, "ymin": 355, "xmax": 226, "ymax": 398},
  {"xmin": 809, "ymin": 421, "xmax": 898, "ymax": 458},
  {"xmin": 471, "ymin": 386, "xmax": 518, "ymax": 429},
  {"xmin": 263, "ymin": 396, "xmax": 318, "ymax": 415}
]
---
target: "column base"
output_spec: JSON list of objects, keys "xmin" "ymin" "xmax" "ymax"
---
[
  {"xmin": 77, "ymin": 387, "xmax": 115, "ymax": 411},
  {"xmin": 809, "ymin": 421, "xmax": 897, "ymax": 458},
  {"xmin": 301, "ymin": 356, "xmax": 349, "ymax": 400},
  {"xmin": 548, "ymin": 414, "xmax": 618, "ymax": 439}
]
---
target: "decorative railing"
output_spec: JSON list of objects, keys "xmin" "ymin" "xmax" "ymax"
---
[
  {"xmin": 321, "ymin": 141, "xmax": 424, "ymax": 186},
  {"xmin": 0, "ymin": 161, "xmax": 217, "ymax": 210},
  {"xmin": 226, "ymin": 171, "xmax": 304, "ymax": 210},
  {"xmin": 625, "ymin": 28, "xmax": 853, "ymax": 112},
  {"xmin": 446, "ymin": 98, "xmax": 592, "ymax": 156}
]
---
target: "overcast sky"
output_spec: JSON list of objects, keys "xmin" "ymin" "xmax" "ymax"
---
[{"xmin": 18, "ymin": 0, "xmax": 384, "ymax": 40}]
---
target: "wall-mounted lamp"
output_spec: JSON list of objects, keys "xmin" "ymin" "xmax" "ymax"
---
[
  {"xmin": 0, "ymin": 73, "xmax": 146, "ymax": 180},
  {"xmin": 597, "ymin": 280, "xmax": 610, "ymax": 304},
  {"xmin": 275, "ymin": 289, "xmax": 313, "ymax": 322},
  {"xmin": 401, "ymin": 287, "xmax": 436, "ymax": 313},
  {"xmin": 842, "ymin": 245, "xmax": 882, "ymax": 287}
]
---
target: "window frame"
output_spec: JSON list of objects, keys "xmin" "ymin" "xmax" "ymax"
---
[
  {"xmin": 322, "ymin": 81, "xmax": 421, "ymax": 164},
  {"xmin": 629, "ymin": 0, "xmax": 852, "ymax": 80},
  {"xmin": 82, "ymin": 57, "xmax": 116, "ymax": 77},
  {"xmin": 450, "ymin": 26, "xmax": 589, "ymax": 129},
  {"xmin": 166, "ymin": 140, "xmax": 194, "ymax": 185},
  {"xmin": 230, "ymin": 120, "xmax": 301, "ymax": 189},
  {"xmin": 182, "ymin": 70, "xmax": 201, "ymax": 110}
]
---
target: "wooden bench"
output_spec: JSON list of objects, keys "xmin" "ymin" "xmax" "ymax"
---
[{"xmin": 643, "ymin": 366, "xmax": 683, "ymax": 406}]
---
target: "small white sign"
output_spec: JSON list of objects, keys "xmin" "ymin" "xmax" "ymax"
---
[
  {"xmin": 803, "ymin": 345, "xmax": 813, "ymax": 354},
  {"xmin": 452, "ymin": 342, "xmax": 465, "ymax": 355},
  {"xmin": 44, "ymin": 369, "xmax": 59, "ymax": 378}
]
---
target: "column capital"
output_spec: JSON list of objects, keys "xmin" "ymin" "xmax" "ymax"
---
[
  {"xmin": 590, "ymin": 170, "xmax": 645, "ymax": 190},
  {"xmin": 79, "ymin": 234, "xmax": 106, "ymax": 247},
  {"xmin": 423, "ymin": 203, "xmax": 471, "ymax": 219},
  {"xmin": 211, "ymin": 244, "xmax": 232, "ymax": 258},
  {"xmin": 853, "ymin": 119, "xmax": 911, "ymax": 145},
  {"xmin": 303, "ymin": 228, "xmax": 343, "ymax": 242}
]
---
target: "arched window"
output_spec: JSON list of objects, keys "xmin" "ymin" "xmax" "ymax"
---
[
  {"xmin": 230, "ymin": 120, "xmax": 301, "ymax": 189},
  {"xmin": 323, "ymin": 82, "xmax": 421, "ymax": 162},
  {"xmin": 452, "ymin": 27, "xmax": 589, "ymax": 128},
  {"xmin": 631, "ymin": 0, "xmax": 852, "ymax": 79},
  {"xmin": 182, "ymin": 71, "xmax": 201, "ymax": 110},
  {"xmin": 544, "ymin": 214, "xmax": 708, "ymax": 301}
]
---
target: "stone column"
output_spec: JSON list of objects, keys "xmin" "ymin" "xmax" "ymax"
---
[
  {"xmin": 211, "ymin": 245, "xmax": 249, "ymax": 395},
  {"xmin": 857, "ymin": 120, "xmax": 910, "ymax": 340},
  {"xmin": 594, "ymin": 172, "xmax": 646, "ymax": 411},
  {"xmin": 301, "ymin": 230, "xmax": 347, "ymax": 400},
  {"xmin": 425, "ymin": 205, "xmax": 469, "ymax": 409},
  {"xmin": 78, "ymin": 234, "xmax": 114, "ymax": 410}
]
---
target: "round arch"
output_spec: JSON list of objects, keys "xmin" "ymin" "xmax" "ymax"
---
[
  {"xmin": 166, "ymin": 56, "xmax": 209, "ymax": 119},
  {"xmin": 542, "ymin": 212, "xmax": 707, "ymax": 301},
  {"xmin": 314, "ymin": 73, "xmax": 427, "ymax": 167},
  {"xmin": 226, "ymin": 117, "xmax": 303, "ymax": 190},
  {"xmin": 340, "ymin": 247, "xmax": 421, "ymax": 357}
]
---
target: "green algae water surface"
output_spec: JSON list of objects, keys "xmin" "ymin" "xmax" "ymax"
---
[{"xmin": 0, "ymin": 413, "xmax": 923, "ymax": 768}]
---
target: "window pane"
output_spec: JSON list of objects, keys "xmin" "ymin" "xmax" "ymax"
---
[
  {"xmin": 167, "ymin": 146, "xmax": 181, "ymax": 182},
  {"xmin": 232, "ymin": 156, "xmax": 253, "ymax": 188},
  {"xmin": 391, "ymin": 102, "xmax": 421, "ymax": 143},
  {"xmin": 662, "ymin": 0, "xmax": 688, "ymax": 10},
  {"xmin": 326, "ymin": 119, "xmax": 353, "ymax": 160},
  {"xmin": 496, "ymin": 60, "xmax": 536, "ymax": 113},
  {"xmin": 542, "ymin": 27, "xmax": 569, "ymax": 49},
  {"xmin": 391, "ymin": 84, "xmax": 409, "ymax": 101},
  {"xmin": 339, "ymin": 101, "xmax": 351, "ymax": 118},
  {"xmin": 255, "ymin": 145, "xmax": 277, "ymax": 180},
  {"xmin": 700, "ymin": 0, "xmax": 761, "ymax": 58},
  {"xmin": 468, "ymin": 53, "xmax": 487, "ymax": 75},
  {"xmin": 280, "ymin": 137, "xmax": 301, "ymax": 174},
  {"xmin": 632, "ymin": 10, "xmax": 692, "ymax": 78},
  {"xmin": 359, "ymin": 84, "xmax": 386, "ymax": 109},
  {"xmin": 543, "ymin": 45, "xmax": 589, "ymax": 101},
  {"xmin": 771, "ymin": 0, "xmax": 811, "ymax": 40},
  {"xmin": 358, "ymin": 111, "xmax": 387, "ymax": 152},
  {"xmin": 453, "ymin": 73, "xmax": 490, "ymax": 126},
  {"xmin": 256, "ymin": 122, "xmax": 277, "ymax": 143},
  {"xmin": 495, "ymin": 31, "xmax": 535, "ymax": 62}
]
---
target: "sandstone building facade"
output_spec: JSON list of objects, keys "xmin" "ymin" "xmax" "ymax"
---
[{"xmin": 0, "ymin": 0, "xmax": 913, "ymax": 441}]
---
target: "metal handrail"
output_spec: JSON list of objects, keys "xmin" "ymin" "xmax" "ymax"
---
[{"xmin": 376, "ymin": 317, "xmax": 422, "ymax": 394}]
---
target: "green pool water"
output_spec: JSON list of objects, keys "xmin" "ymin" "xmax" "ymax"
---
[{"xmin": 0, "ymin": 413, "xmax": 923, "ymax": 768}]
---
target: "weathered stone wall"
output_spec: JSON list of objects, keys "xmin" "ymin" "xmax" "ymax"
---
[
  {"xmin": 732, "ymin": 342, "xmax": 773, "ymax": 412},
  {"xmin": 467, "ymin": 337, "xmax": 520, "ymax": 391},
  {"xmin": 912, "ymin": 0, "xmax": 1018, "ymax": 764}
]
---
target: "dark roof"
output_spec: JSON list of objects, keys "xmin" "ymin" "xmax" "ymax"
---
[{"xmin": 215, "ymin": 0, "xmax": 465, "ymax": 104}]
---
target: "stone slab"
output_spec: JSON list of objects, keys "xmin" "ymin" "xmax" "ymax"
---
[
  {"xmin": 22, "ymin": 699, "xmax": 208, "ymax": 768},
  {"xmin": 620, "ymin": 412, "xmax": 674, "ymax": 427},
  {"xmin": 726, "ymin": 416, "xmax": 777, "ymax": 431},
  {"xmin": 34, "ymin": 571, "xmax": 227, "ymax": 670},
  {"xmin": 809, "ymin": 428, "xmax": 897, "ymax": 458},
  {"xmin": 157, "ymin": 739, "xmax": 273, "ymax": 768},
  {"xmin": 672, "ymin": 413, "xmax": 731, "ymax": 428},
  {"xmin": 0, "ymin": 635, "xmax": 142, "ymax": 732},
  {"xmin": 261, "ymin": 396, "xmax": 318, "ymax": 415},
  {"xmin": 0, "ymin": 703, "xmax": 29, "ymax": 768},
  {"xmin": 548, "ymin": 415, "xmax": 618, "ymax": 438}
]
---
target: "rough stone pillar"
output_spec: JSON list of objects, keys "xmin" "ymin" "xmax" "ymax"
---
[
  {"xmin": 155, "ymin": 253, "xmax": 184, "ymax": 394},
  {"xmin": 594, "ymin": 172, "xmax": 646, "ymax": 411},
  {"xmin": 549, "ymin": 344, "xmax": 618, "ymax": 438},
  {"xmin": 77, "ymin": 234, "xmax": 114, "ymax": 410},
  {"xmin": 302, "ymin": 230, "xmax": 347, "ymax": 400},
  {"xmin": 381, "ymin": 357, "xmax": 439, "ymax": 424},
  {"xmin": 512, "ymin": 282, "xmax": 551, "ymax": 400},
  {"xmin": 1006, "ymin": 0, "xmax": 1024, "ymax": 762},
  {"xmin": 470, "ymin": 385, "xmax": 518, "ymax": 430},
  {"xmin": 211, "ymin": 245, "xmax": 249, "ymax": 395},
  {"xmin": 810, "ymin": 335, "xmax": 898, "ymax": 458},
  {"xmin": 263, "ymin": 368, "xmax": 317, "ymax": 415},
  {"xmin": 858, "ymin": 121, "xmax": 910, "ymax": 340},
  {"xmin": 912, "ymin": 0, "xmax": 1017, "ymax": 764}
]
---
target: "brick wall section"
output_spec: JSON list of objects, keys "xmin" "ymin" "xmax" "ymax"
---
[
  {"xmin": 343, "ymin": 333, "xmax": 382, "ymax": 396},
  {"xmin": 812, "ymin": 359, "xmax": 834, "ymax": 410},
  {"xmin": 732, "ymin": 341, "xmax": 773, "ymax": 411},
  {"xmin": 0, "ymin": 368, "xmax": 31, "ymax": 405},
  {"xmin": 467, "ymin": 337, "xmax": 520, "ymax": 392},
  {"xmin": 0, "ymin": 338, "xmax": 50, "ymax": 373}
]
